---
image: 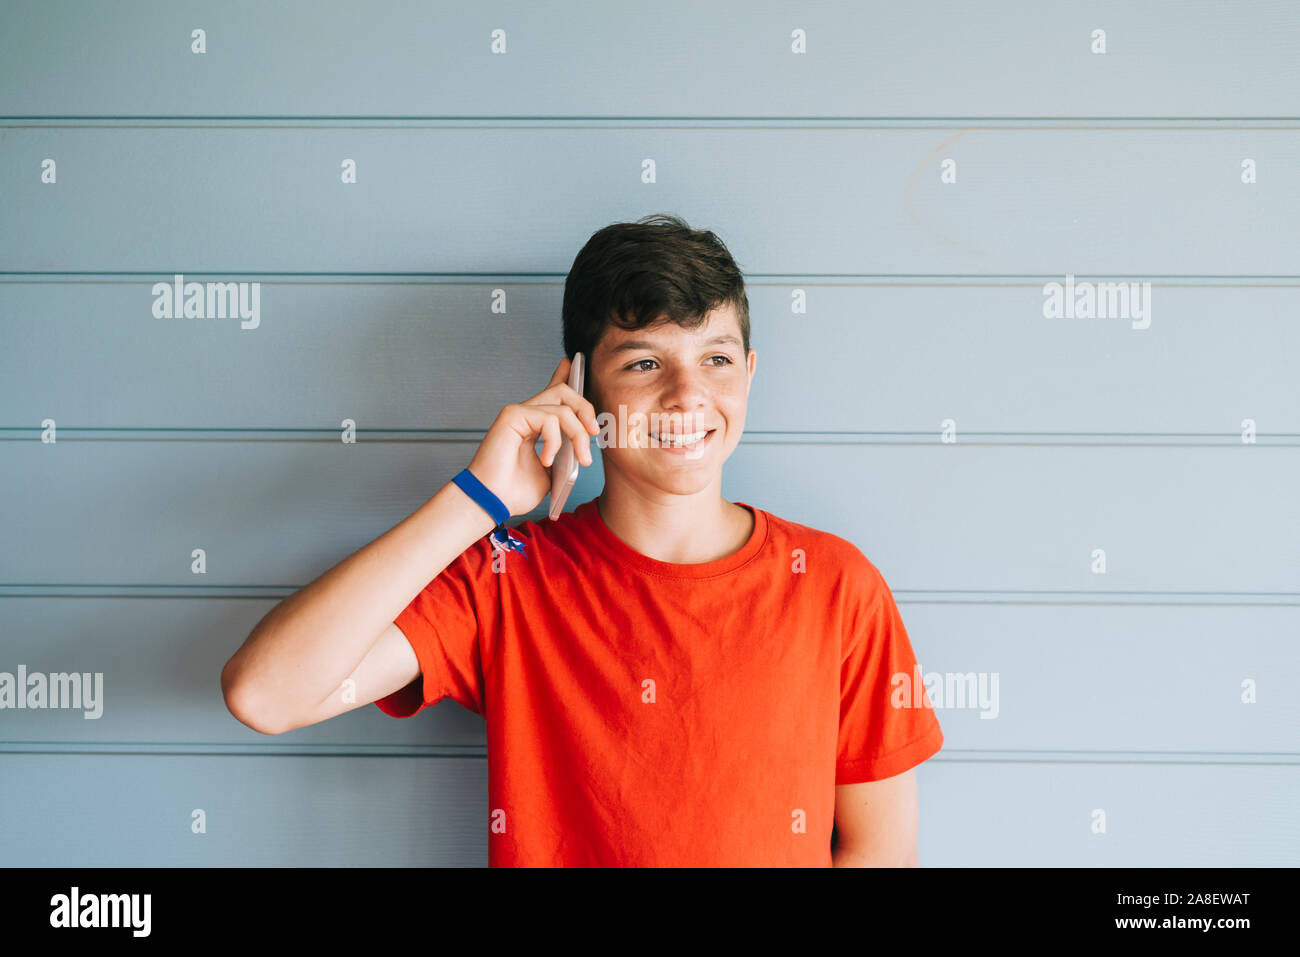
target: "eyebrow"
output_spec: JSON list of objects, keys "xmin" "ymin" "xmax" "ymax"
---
[{"xmin": 608, "ymin": 335, "xmax": 742, "ymax": 356}]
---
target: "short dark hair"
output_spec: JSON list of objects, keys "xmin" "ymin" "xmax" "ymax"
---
[{"xmin": 561, "ymin": 213, "xmax": 751, "ymax": 396}]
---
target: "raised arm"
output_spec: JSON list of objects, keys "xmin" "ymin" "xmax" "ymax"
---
[{"xmin": 220, "ymin": 355, "xmax": 599, "ymax": 735}]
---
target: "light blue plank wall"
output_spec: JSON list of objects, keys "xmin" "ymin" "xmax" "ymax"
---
[{"xmin": 1, "ymin": 0, "xmax": 1297, "ymax": 866}]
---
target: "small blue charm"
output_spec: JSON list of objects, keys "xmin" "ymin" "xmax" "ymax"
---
[{"xmin": 490, "ymin": 524, "xmax": 529, "ymax": 559}]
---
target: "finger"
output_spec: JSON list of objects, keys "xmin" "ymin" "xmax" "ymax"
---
[
  {"xmin": 513, "ymin": 403, "xmax": 559, "ymax": 462},
  {"xmin": 537, "ymin": 414, "xmax": 561, "ymax": 467},
  {"xmin": 507, "ymin": 403, "xmax": 556, "ymax": 457},
  {"xmin": 552, "ymin": 403, "xmax": 594, "ymax": 466},
  {"xmin": 526, "ymin": 382, "xmax": 600, "ymax": 435},
  {"xmin": 546, "ymin": 355, "xmax": 571, "ymax": 390},
  {"xmin": 534, "ymin": 404, "xmax": 592, "ymax": 467},
  {"xmin": 521, "ymin": 357, "xmax": 572, "ymax": 408},
  {"xmin": 560, "ymin": 384, "xmax": 601, "ymax": 436}
]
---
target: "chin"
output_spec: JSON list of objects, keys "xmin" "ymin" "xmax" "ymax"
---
[{"xmin": 649, "ymin": 471, "xmax": 719, "ymax": 496}]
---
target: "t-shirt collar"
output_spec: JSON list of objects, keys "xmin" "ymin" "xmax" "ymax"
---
[{"xmin": 572, "ymin": 497, "xmax": 768, "ymax": 579}]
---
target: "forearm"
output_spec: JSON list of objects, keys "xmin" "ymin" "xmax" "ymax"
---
[{"xmin": 221, "ymin": 479, "xmax": 495, "ymax": 728}]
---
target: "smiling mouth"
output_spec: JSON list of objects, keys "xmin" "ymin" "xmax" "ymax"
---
[{"xmin": 648, "ymin": 429, "xmax": 715, "ymax": 448}]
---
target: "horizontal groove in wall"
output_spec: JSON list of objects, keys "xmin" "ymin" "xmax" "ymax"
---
[
  {"xmin": 1, "ymin": 431, "xmax": 1296, "ymax": 447},
  {"xmin": 0, "ymin": 743, "xmax": 1294, "ymax": 764},
  {"xmin": 0, "ymin": 743, "xmax": 487, "ymax": 757},
  {"xmin": 1, "ymin": 586, "xmax": 1297, "ymax": 605},
  {"xmin": 4, "ymin": 273, "xmax": 1300, "ymax": 283},
  {"xmin": 3, "ymin": 118, "xmax": 1300, "ymax": 128}
]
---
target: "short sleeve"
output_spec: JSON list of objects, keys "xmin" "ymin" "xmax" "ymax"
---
[
  {"xmin": 373, "ymin": 534, "xmax": 496, "ymax": 719},
  {"xmin": 836, "ymin": 555, "xmax": 944, "ymax": 784}
]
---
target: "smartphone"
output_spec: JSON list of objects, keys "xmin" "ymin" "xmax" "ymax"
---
[{"xmin": 548, "ymin": 351, "xmax": 586, "ymax": 520}]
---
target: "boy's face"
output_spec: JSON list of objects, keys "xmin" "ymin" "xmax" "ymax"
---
[{"xmin": 586, "ymin": 304, "xmax": 756, "ymax": 497}]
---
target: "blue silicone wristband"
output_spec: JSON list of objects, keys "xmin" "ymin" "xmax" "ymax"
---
[
  {"xmin": 451, "ymin": 468, "xmax": 528, "ymax": 558},
  {"xmin": 452, "ymin": 467, "xmax": 509, "ymax": 527}
]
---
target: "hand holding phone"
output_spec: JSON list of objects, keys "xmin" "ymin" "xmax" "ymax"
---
[
  {"xmin": 548, "ymin": 351, "xmax": 585, "ymax": 519},
  {"xmin": 463, "ymin": 351, "xmax": 596, "ymax": 520}
]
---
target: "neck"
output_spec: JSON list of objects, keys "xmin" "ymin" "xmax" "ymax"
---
[{"xmin": 595, "ymin": 480, "xmax": 753, "ymax": 564}]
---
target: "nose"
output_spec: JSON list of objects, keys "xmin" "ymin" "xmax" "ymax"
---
[{"xmin": 657, "ymin": 361, "xmax": 710, "ymax": 416}]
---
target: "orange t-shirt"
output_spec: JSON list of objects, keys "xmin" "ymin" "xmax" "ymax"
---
[{"xmin": 375, "ymin": 497, "xmax": 943, "ymax": 866}]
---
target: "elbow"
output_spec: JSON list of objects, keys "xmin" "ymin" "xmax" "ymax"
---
[{"xmin": 221, "ymin": 660, "xmax": 288, "ymax": 736}]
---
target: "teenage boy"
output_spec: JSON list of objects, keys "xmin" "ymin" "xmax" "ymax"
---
[{"xmin": 221, "ymin": 214, "xmax": 944, "ymax": 867}]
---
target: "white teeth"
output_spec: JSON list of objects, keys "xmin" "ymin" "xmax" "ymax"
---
[{"xmin": 651, "ymin": 430, "xmax": 708, "ymax": 447}]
